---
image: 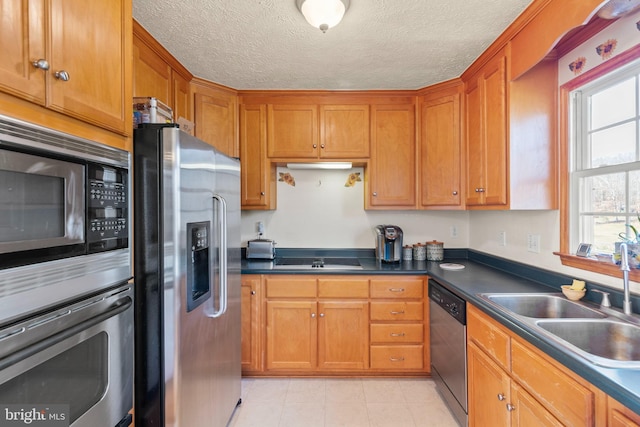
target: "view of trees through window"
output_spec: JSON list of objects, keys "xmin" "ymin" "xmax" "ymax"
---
[{"xmin": 573, "ymin": 66, "xmax": 640, "ymax": 254}]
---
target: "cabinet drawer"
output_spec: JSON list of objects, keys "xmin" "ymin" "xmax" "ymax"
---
[
  {"xmin": 467, "ymin": 305, "xmax": 510, "ymax": 370},
  {"xmin": 511, "ymin": 340, "xmax": 594, "ymax": 427},
  {"xmin": 370, "ymin": 324, "xmax": 423, "ymax": 344},
  {"xmin": 370, "ymin": 279, "xmax": 424, "ymax": 299},
  {"xmin": 371, "ymin": 302, "xmax": 423, "ymax": 321},
  {"xmin": 318, "ymin": 278, "xmax": 369, "ymax": 298},
  {"xmin": 370, "ymin": 345, "xmax": 424, "ymax": 370},
  {"xmin": 265, "ymin": 277, "xmax": 317, "ymax": 298}
]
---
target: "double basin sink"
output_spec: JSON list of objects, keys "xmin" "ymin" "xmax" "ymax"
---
[{"xmin": 478, "ymin": 293, "xmax": 640, "ymax": 369}]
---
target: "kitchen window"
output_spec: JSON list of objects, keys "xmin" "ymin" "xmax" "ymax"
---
[
  {"xmin": 570, "ymin": 60, "xmax": 640, "ymax": 253},
  {"xmin": 558, "ymin": 46, "xmax": 640, "ymax": 279}
]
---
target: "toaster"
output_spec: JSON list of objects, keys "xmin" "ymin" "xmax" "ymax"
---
[{"xmin": 246, "ymin": 239, "xmax": 276, "ymax": 259}]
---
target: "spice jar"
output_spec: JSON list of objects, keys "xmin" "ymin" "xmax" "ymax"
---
[
  {"xmin": 426, "ymin": 240, "xmax": 444, "ymax": 261},
  {"xmin": 413, "ymin": 243, "xmax": 426, "ymax": 261},
  {"xmin": 402, "ymin": 245, "xmax": 413, "ymax": 261}
]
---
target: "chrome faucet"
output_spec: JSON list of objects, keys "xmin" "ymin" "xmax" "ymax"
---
[{"xmin": 619, "ymin": 243, "xmax": 633, "ymax": 315}]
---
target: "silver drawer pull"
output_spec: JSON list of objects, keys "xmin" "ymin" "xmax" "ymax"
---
[
  {"xmin": 390, "ymin": 310, "xmax": 405, "ymax": 315},
  {"xmin": 506, "ymin": 403, "xmax": 516, "ymax": 412},
  {"xmin": 389, "ymin": 288, "xmax": 405, "ymax": 292},
  {"xmin": 390, "ymin": 332, "xmax": 405, "ymax": 337},
  {"xmin": 390, "ymin": 357, "xmax": 405, "ymax": 362},
  {"xmin": 497, "ymin": 393, "xmax": 506, "ymax": 401}
]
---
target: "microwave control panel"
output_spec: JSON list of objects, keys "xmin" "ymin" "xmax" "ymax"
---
[{"xmin": 87, "ymin": 163, "xmax": 129, "ymax": 253}]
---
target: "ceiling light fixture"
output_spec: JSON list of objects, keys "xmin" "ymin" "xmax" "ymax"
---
[
  {"xmin": 296, "ymin": 0, "xmax": 350, "ymax": 33},
  {"xmin": 286, "ymin": 162, "xmax": 353, "ymax": 170}
]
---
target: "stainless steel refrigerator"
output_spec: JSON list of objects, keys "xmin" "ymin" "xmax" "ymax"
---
[{"xmin": 133, "ymin": 124, "xmax": 241, "ymax": 427}]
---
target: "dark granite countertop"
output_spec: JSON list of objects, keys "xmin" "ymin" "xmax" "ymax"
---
[{"xmin": 241, "ymin": 247, "xmax": 640, "ymax": 415}]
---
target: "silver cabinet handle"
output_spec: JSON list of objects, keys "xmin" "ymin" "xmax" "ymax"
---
[
  {"xmin": 497, "ymin": 393, "xmax": 506, "ymax": 401},
  {"xmin": 54, "ymin": 70, "xmax": 70, "ymax": 81},
  {"xmin": 311, "ymin": 313, "xmax": 316, "ymax": 318},
  {"xmin": 390, "ymin": 357, "xmax": 405, "ymax": 362},
  {"xmin": 319, "ymin": 313, "xmax": 325, "ymax": 317},
  {"xmin": 390, "ymin": 332, "xmax": 405, "ymax": 337},
  {"xmin": 313, "ymin": 144, "xmax": 317, "ymax": 148},
  {"xmin": 390, "ymin": 310, "xmax": 405, "ymax": 315},
  {"xmin": 251, "ymin": 290, "xmax": 256, "ymax": 295},
  {"xmin": 452, "ymin": 191, "xmax": 458, "ymax": 195},
  {"xmin": 321, "ymin": 144, "xmax": 325, "ymax": 148},
  {"xmin": 32, "ymin": 59, "xmax": 50, "ymax": 70},
  {"xmin": 372, "ymin": 192, "xmax": 377, "ymax": 197},
  {"xmin": 475, "ymin": 188, "xmax": 485, "ymax": 193},
  {"xmin": 506, "ymin": 404, "xmax": 516, "ymax": 412},
  {"xmin": 260, "ymin": 191, "xmax": 265, "ymax": 196},
  {"xmin": 389, "ymin": 288, "xmax": 405, "ymax": 292}
]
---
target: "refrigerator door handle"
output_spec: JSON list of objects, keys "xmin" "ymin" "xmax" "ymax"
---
[{"xmin": 212, "ymin": 194, "xmax": 228, "ymax": 317}]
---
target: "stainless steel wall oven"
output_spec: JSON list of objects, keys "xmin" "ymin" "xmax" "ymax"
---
[{"xmin": 0, "ymin": 115, "xmax": 133, "ymax": 427}]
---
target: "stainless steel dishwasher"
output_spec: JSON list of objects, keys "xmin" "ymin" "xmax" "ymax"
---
[{"xmin": 429, "ymin": 278, "xmax": 467, "ymax": 427}]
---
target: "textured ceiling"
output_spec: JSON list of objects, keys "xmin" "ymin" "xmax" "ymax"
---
[{"xmin": 132, "ymin": 0, "xmax": 533, "ymax": 90}]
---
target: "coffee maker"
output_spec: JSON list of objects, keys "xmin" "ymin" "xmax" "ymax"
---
[{"xmin": 374, "ymin": 225, "xmax": 403, "ymax": 263}]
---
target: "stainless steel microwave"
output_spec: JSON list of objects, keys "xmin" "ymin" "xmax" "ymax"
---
[
  {"xmin": 0, "ymin": 115, "xmax": 131, "ymax": 325},
  {"xmin": 0, "ymin": 124, "xmax": 128, "ymax": 269}
]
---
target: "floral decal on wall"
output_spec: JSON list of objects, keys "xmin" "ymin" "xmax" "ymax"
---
[
  {"xmin": 596, "ymin": 39, "xmax": 618, "ymax": 60},
  {"xmin": 278, "ymin": 172, "xmax": 295, "ymax": 187},
  {"xmin": 344, "ymin": 172, "xmax": 362, "ymax": 187},
  {"xmin": 568, "ymin": 56, "xmax": 587, "ymax": 75}
]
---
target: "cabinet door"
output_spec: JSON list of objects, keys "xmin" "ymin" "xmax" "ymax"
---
[
  {"xmin": 482, "ymin": 54, "xmax": 508, "ymax": 206},
  {"xmin": 132, "ymin": 34, "xmax": 172, "ymax": 107},
  {"xmin": 172, "ymin": 71, "xmax": 192, "ymax": 123},
  {"xmin": 419, "ymin": 92, "xmax": 462, "ymax": 208},
  {"xmin": 241, "ymin": 276, "xmax": 261, "ymax": 372},
  {"xmin": 468, "ymin": 342, "xmax": 511, "ymax": 427},
  {"xmin": 511, "ymin": 382, "xmax": 563, "ymax": 426},
  {"xmin": 465, "ymin": 77, "xmax": 485, "ymax": 206},
  {"xmin": 266, "ymin": 301, "xmax": 317, "ymax": 370},
  {"xmin": 240, "ymin": 104, "xmax": 275, "ymax": 209},
  {"xmin": 49, "ymin": 0, "xmax": 129, "ymax": 134},
  {"xmin": 0, "ymin": 0, "xmax": 46, "ymax": 104},
  {"xmin": 317, "ymin": 301, "xmax": 369, "ymax": 370},
  {"xmin": 368, "ymin": 103, "xmax": 416, "ymax": 208},
  {"xmin": 609, "ymin": 396, "xmax": 640, "ymax": 427},
  {"xmin": 320, "ymin": 105, "xmax": 370, "ymax": 158},
  {"xmin": 267, "ymin": 104, "xmax": 318, "ymax": 158},
  {"xmin": 194, "ymin": 92, "xmax": 238, "ymax": 157}
]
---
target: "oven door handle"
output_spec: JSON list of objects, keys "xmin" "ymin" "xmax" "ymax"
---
[
  {"xmin": 210, "ymin": 194, "xmax": 227, "ymax": 318},
  {"xmin": 0, "ymin": 295, "xmax": 132, "ymax": 370}
]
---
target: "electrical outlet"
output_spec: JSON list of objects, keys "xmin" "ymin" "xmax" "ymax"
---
[
  {"xmin": 527, "ymin": 234, "xmax": 541, "ymax": 253},
  {"xmin": 499, "ymin": 231, "xmax": 507, "ymax": 246},
  {"xmin": 450, "ymin": 226, "xmax": 458, "ymax": 238},
  {"xmin": 257, "ymin": 221, "xmax": 265, "ymax": 234}
]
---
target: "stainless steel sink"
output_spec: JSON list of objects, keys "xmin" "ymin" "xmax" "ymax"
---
[
  {"xmin": 482, "ymin": 293, "xmax": 606, "ymax": 319},
  {"xmin": 536, "ymin": 319, "xmax": 640, "ymax": 368}
]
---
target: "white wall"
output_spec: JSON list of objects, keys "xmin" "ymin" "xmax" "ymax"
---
[{"xmin": 241, "ymin": 167, "xmax": 469, "ymax": 249}]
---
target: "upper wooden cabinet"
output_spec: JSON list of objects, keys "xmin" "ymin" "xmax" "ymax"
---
[
  {"xmin": 192, "ymin": 80, "xmax": 238, "ymax": 158},
  {"xmin": 240, "ymin": 104, "xmax": 276, "ymax": 210},
  {"xmin": 0, "ymin": 0, "xmax": 132, "ymax": 136},
  {"xmin": 465, "ymin": 51, "xmax": 509, "ymax": 208},
  {"xmin": 133, "ymin": 20, "xmax": 193, "ymax": 123},
  {"xmin": 320, "ymin": 105, "xmax": 370, "ymax": 158},
  {"xmin": 418, "ymin": 81, "xmax": 464, "ymax": 209},
  {"xmin": 366, "ymin": 102, "xmax": 416, "ymax": 209},
  {"xmin": 267, "ymin": 103, "xmax": 370, "ymax": 159},
  {"xmin": 267, "ymin": 104, "xmax": 319, "ymax": 158}
]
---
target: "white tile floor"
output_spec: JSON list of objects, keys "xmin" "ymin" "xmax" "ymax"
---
[{"xmin": 229, "ymin": 377, "xmax": 459, "ymax": 427}]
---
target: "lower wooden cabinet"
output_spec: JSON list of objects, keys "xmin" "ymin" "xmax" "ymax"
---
[
  {"xmin": 241, "ymin": 276, "xmax": 261, "ymax": 372},
  {"xmin": 467, "ymin": 304, "xmax": 612, "ymax": 426},
  {"xmin": 609, "ymin": 396, "xmax": 640, "ymax": 426},
  {"xmin": 242, "ymin": 274, "xmax": 428, "ymax": 376}
]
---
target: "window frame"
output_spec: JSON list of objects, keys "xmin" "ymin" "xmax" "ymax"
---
[{"xmin": 557, "ymin": 44, "xmax": 640, "ymax": 281}]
